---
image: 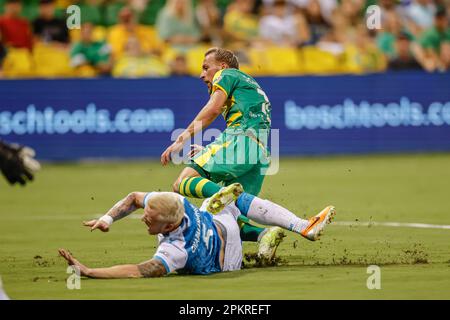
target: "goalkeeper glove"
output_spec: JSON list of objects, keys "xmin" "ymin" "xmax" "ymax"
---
[{"xmin": 0, "ymin": 140, "xmax": 41, "ymax": 186}]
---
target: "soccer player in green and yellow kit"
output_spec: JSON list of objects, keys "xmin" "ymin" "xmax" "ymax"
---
[{"xmin": 161, "ymin": 48, "xmax": 283, "ymax": 258}]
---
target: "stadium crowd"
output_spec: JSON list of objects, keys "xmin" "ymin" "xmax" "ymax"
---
[{"xmin": 0, "ymin": 0, "xmax": 449, "ymax": 78}]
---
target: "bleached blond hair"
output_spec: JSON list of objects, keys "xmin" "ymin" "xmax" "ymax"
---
[{"xmin": 147, "ymin": 192, "xmax": 184, "ymax": 224}]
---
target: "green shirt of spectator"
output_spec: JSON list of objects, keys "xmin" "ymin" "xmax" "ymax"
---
[
  {"xmin": 70, "ymin": 40, "xmax": 110, "ymax": 67},
  {"xmin": 419, "ymin": 26, "xmax": 450, "ymax": 54},
  {"xmin": 377, "ymin": 32, "xmax": 396, "ymax": 58},
  {"xmin": 377, "ymin": 30, "xmax": 415, "ymax": 59}
]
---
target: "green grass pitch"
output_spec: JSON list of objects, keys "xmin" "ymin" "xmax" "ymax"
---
[{"xmin": 1, "ymin": 153, "xmax": 449, "ymax": 299}]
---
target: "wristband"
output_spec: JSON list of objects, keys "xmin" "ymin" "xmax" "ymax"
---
[{"xmin": 99, "ymin": 215, "xmax": 113, "ymax": 226}]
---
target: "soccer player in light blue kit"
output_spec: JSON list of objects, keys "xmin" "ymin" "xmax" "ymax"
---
[{"xmin": 58, "ymin": 184, "xmax": 335, "ymax": 278}]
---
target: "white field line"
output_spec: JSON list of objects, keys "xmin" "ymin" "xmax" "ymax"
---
[
  {"xmin": 334, "ymin": 221, "xmax": 450, "ymax": 230},
  {"xmin": 4, "ymin": 215, "xmax": 450, "ymax": 230},
  {"xmin": 125, "ymin": 215, "xmax": 450, "ymax": 230}
]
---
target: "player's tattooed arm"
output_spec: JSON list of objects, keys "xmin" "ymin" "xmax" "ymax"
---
[
  {"xmin": 83, "ymin": 192, "xmax": 147, "ymax": 231},
  {"xmin": 106, "ymin": 192, "xmax": 147, "ymax": 222},
  {"xmin": 137, "ymin": 259, "xmax": 167, "ymax": 278}
]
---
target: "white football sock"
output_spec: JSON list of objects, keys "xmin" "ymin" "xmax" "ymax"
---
[{"xmin": 245, "ymin": 197, "xmax": 309, "ymax": 234}]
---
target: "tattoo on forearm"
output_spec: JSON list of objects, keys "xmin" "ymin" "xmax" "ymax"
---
[
  {"xmin": 137, "ymin": 259, "xmax": 167, "ymax": 278},
  {"xmin": 107, "ymin": 193, "xmax": 138, "ymax": 222}
]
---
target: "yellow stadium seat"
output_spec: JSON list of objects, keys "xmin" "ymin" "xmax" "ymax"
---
[
  {"xmin": 245, "ymin": 48, "xmax": 270, "ymax": 76},
  {"xmin": 69, "ymin": 26, "xmax": 108, "ymax": 43},
  {"xmin": 161, "ymin": 46, "xmax": 178, "ymax": 65},
  {"xmin": 342, "ymin": 44, "xmax": 387, "ymax": 74},
  {"xmin": 2, "ymin": 48, "xmax": 34, "ymax": 78},
  {"xmin": 341, "ymin": 45, "xmax": 365, "ymax": 74},
  {"xmin": 107, "ymin": 25, "xmax": 166, "ymax": 59},
  {"xmin": 264, "ymin": 47, "xmax": 303, "ymax": 75},
  {"xmin": 73, "ymin": 65, "xmax": 99, "ymax": 78},
  {"xmin": 33, "ymin": 43, "xmax": 74, "ymax": 77},
  {"xmin": 185, "ymin": 45, "xmax": 211, "ymax": 76},
  {"xmin": 300, "ymin": 46, "xmax": 343, "ymax": 75}
]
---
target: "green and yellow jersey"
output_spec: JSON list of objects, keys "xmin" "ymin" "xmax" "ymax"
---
[
  {"xmin": 210, "ymin": 68, "xmax": 271, "ymax": 132},
  {"xmin": 189, "ymin": 68, "xmax": 272, "ymax": 195}
]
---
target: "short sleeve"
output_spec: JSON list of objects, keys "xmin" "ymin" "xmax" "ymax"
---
[
  {"xmin": 211, "ymin": 69, "xmax": 238, "ymax": 98},
  {"xmin": 153, "ymin": 240, "xmax": 188, "ymax": 273}
]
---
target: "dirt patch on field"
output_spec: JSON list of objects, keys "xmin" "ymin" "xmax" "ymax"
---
[
  {"xmin": 402, "ymin": 243, "xmax": 429, "ymax": 264},
  {"xmin": 33, "ymin": 255, "xmax": 55, "ymax": 267},
  {"xmin": 290, "ymin": 243, "xmax": 430, "ymax": 267},
  {"xmin": 242, "ymin": 252, "xmax": 288, "ymax": 269}
]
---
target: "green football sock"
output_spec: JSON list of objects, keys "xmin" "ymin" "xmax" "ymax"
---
[
  {"xmin": 237, "ymin": 215, "xmax": 266, "ymax": 242},
  {"xmin": 178, "ymin": 177, "xmax": 221, "ymax": 198}
]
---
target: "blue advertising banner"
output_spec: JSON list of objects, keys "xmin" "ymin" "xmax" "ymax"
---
[{"xmin": 1, "ymin": 71, "xmax": 449, "ymax": 160}]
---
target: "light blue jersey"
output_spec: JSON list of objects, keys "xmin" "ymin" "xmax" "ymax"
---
[{"xmin": 144, "ymin": 193, "xmax": 223, "ymax": 275}]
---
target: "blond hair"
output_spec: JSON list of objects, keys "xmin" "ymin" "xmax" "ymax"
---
[
  {"xmin": 147, "ymin": 192, "xmax": 184, "ymax": 224},
  {"xmin": 205, "ymin": 47, "xmax": 240, "ymax": 69}
]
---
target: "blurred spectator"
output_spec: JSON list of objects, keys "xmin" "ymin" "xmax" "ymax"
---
[
  {"xmin": 406, "ymin": 0, "xmax": 436, "ymax": 34},
  {"xmin": 104, "ymin": 0, "xmax": 167, "ymax": 26},
  {"xmin": 108, "ymin": 6, "xmax": 163, "ymax": 59},
  {"xmin": 352, "ymin": 22, "xmax": 387, "ymax": 72},
  {"xmin": 377, "ymin": 0, "xmax": 409, "ymax": 32},
  {"xmin": 378, "ymin": 0, "xmax": 402, "ymax": 16},
  {"xmin": 415, "ymin": 7, "xmax": 450, "ymax": 72},
  {"xmin": 70, "ymin": 22, "xmax": 112, "ymax": 76},
  {"xmin": 169, "ymin": 54, "xmax": 190, "ymax": 76},
  {"xmin": 388, "ymin": 32, "xmax": 422, "ymax": 70},
  {"xmin": 375, "ymin": 3, "xmax": 421, "ymax": 71},
  {"xmin": 112, "ymin": 35, "xmax": 170, "ymax": 77},
  {"xmin": 300, "ymin": 0, "xmax": 335, "ymax": 44},
  {"xmin": 223, "ymin": 0, "xmax": 259, "ymax": 46},
  {"xmin": 155, "ymin": 0, "xmax": 201, "ymax": 52},
  {"xmin": 0, "ymin": 0, "xmax": 33, "ymax": 50},
  {"xmin": 32, "ymin": 0, "xmax": 69, "ymax": 46},
  {"xmin": 318, "ymin": 9, "xmax": 353, "ymax": 51},
  {"xmin": 259, "ymin": 0, "xmax": 310, "ymax": 47},
  {"xmin": 196, "ymin": 0, "xmax": 222, "ymax": 44},
  {"xmin": 376, "ymin": 11, "xmax": 414, "ymax": 59},
  {"xmin": 0, "ymin": 0, "xmax": 447, "ymax": 78},
  {"xmin": 291, "ymin": 0, "xmax": 337, "ymax": 24},
  {"xmin": 335, "ymin": 0, "xmax": 364, "ymax": 26}
]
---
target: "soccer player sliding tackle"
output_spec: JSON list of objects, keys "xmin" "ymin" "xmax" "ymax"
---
[
  {"xmin": 58, "ymin": 184, "xmax": 336, "ymax": 278},
  {"xmin": 160, "ymin": 47, "xmax": 283, "ymax": 259}
]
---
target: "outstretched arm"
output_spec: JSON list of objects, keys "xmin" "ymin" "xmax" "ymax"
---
[
  {"xmin": 83, "ymin": 192, "xmax": 147, "ymax": 232},
  {"xmin": 59, "ymin": 249, "xmax": 167, "ymax": 278},
  {"xmin": 161, "ymin": 90, "xmax": 227, "ymax": 165}
]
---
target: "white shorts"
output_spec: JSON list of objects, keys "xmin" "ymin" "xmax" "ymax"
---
[{"xmin": 200, "ymin": 199, "xmax": 243, "ymax": 272}]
